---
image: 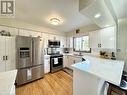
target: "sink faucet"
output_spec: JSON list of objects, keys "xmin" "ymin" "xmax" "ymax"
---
[{"xmin": 79, "ymin": 49, "xmax": 82, "ymax": 55}]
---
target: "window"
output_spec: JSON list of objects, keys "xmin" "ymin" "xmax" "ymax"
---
[{"xmin": 73, "ymin": 35, "xmax": 90, "ymax": 52}]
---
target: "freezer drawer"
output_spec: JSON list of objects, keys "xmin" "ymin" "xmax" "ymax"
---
[
  {"xmin": 31, "ymin": 65, "xmax": 44, "ymax": 81},
  {"xmin": 16, "ymin": 65, "xmax": 44, "ymax": 85}
]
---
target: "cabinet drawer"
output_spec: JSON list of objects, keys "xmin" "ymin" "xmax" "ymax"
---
[
  {"xmin": 31, "ymin": 65, "xmax": 44, "ymax": 80},
  {"xmin": 16, "ymin": 65, "xmax": 44, "ymax": 85}
]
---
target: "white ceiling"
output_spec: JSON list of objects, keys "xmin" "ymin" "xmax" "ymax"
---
[
  {"xmin": 15, "ymin": 0, "xmax": 93, "ymax": 32},
  {"xmin": 111, "ymin": 0, "xmax": 127, "ymax": 19},
  {"xmin": 15, "ymin": 0, "xmax": 127, "ymax": 32}
]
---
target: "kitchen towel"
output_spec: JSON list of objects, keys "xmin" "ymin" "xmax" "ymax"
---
[{"xmin": 54, "ymin": 58, "xmax": 58, "ymax": 65}]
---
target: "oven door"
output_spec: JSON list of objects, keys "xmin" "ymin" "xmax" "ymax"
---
[
  {"xmin": 51, "ymin": 57, "xmax": 63, "ymax": 67},
  {"xmin": 50, "ymin": 56, "xmax": 63, "ymax": 72}
]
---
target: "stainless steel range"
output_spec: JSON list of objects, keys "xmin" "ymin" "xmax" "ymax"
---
[
  {"xmin": 47, "ymin": 40, "xmax": 63, "ymax": 73},
  {"xmin": 50, "ymin": 54, "xmax": 63, "ymax": 73},
  {"xmin": 16, "ymin": 36, "xmax": 44, "ymax": 86}
]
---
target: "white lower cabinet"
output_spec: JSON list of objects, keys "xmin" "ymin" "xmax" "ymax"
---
[
  {"xmin": 44, "ymin": 55, "xmax": 50, "ymax": 74},
  {"xmin": 63, "ymin": 55, "xmax": 68, "ymax": 67},
  {"xmin": 0, "ymin": 36, "xmax": 16, "ymax": 72},
  {"xmin": 10, "ymin": 85, "xmax": 15, "ymax": 95},
  {"xmin": 64, "ymin": 55, "xmax": 82, "ymax": 69}
]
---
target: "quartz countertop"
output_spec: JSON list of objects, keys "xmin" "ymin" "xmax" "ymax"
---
[
  {"xmin": 72, "ymin": 55, "xmax": 124, "ymax": 86},
  {"xmin": 0, "ymin": 70, "xmax": 17, "ymax": 95}
]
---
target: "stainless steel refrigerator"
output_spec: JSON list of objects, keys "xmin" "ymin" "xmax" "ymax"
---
[{"xmin": 16, "ymin": 36, "xmax": 44, "ymax": 85}]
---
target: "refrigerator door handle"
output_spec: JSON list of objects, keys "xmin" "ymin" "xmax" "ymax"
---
[
  {"xmin": 32, "ymin": 38, "xmax": 35, "ymax": 65},
  {"xmin": 31, "ymin": 38, "xmax": 33, "ymax": 65}
]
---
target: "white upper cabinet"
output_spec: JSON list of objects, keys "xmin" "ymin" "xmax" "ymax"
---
[
  {"xmin": 66, "ymin": 37, "xmax": 73, "ymax": 48},
  {"xmin": 0, "ymin": 26, "xmax": 18, "ymax": 36},
  {"xmin": 100, "ymin": 27, "xmax": 116, "ymax": 49},
  {"xmin": 19, "ymin": 29, "xmax": 41, "ymax": 37},
  {"xmin": 89, "ymin": 30, "xmax": 101, "ymax": 49},
  {"xmin": 90, "ymin": 26, "xmax": 116, "ymax": 50},
  {"xmin": 43, "ymin": 33, "xmax": 49, "ymax": 48},
  {"xmin": 60, "ymin": 36, "xmax": 66, "ymax": 48}
]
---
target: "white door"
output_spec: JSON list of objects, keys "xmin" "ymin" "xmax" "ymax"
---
[
  {"xmin": 44, "ymin": 55, "xmax": 50, "ymax": 74},
  {"xmin": 5, "ymin": 36, "xmax": 16, "ymax": 71},
  {"xmin": 89, "ymin": 30, "xmax": 101, "ymax": 49},
  {"xmin": 0, "ymin": 36, "xmax": 6, "ymax": 72},
  {"xmin": 68, "ymin": 56, "xmax": 74, "ymax": 69},
  {"xmin": 63, "ymin": 55, "xmax": 68, "ymax": 67},
  {"xmin": 100, "ymin": 27, "xmax": 116, "ymax": 49},
  {"xmin": 60, "ymin": 36, "xmax": 66, "ymax": 48}
]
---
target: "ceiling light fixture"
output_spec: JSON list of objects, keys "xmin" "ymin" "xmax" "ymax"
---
[
  {"xmin": 50, "ymin": 18, "xmax": 61, "ymax": 25},
  {"xmin": 94, "ymin": 13, "xmax": 101, "ymax": 18}
]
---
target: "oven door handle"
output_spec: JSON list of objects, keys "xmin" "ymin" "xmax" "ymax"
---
[{"xmin": 51, "ymin": 57, "xmax": 63, "ymax": 59}]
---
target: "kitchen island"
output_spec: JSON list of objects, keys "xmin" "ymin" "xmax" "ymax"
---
[
  {"xmin": 72, "ymin": 55, "xmax": 124, "ymax": 95},
  {"xmin": 0, "ymin": 70, "xmax": 17, "ymax": 95}
]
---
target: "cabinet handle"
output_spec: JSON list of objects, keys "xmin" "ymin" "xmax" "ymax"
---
[
  {"xmin": 6, "ymin": 56, "xmax": 8, "ymax": 60},
  {"xmin": 98, "ymin": 44, "xmax": 99, "ymax": 48},
  {"xmin": 3, "ymin": 56, "xmax": 5, "ymax": 61},
  {"xmin": 100, "ymin": 44, "xmax": 101, "ymax": 48}
]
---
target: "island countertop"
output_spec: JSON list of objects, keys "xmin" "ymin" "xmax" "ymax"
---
[
  {"xmin": 0, "ymin": 70, "xmax": 17, "ymax": 95},
  {"xmin": 72, "ymin": 55, "xmax": 124, "ymax": 86}
]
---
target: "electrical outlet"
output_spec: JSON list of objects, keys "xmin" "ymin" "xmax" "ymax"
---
[{"xmin": 117, "ymin": 49, "xmax": 121, "ymax": 52}]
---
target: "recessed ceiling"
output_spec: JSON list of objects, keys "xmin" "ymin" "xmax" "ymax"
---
[
  {"xmin": 111, "ymin": 0, "xmax": 127, "ymax": 19},
  {"xmin": 15, "ymin": 0, "xmax": 93, "ymax": 32}
]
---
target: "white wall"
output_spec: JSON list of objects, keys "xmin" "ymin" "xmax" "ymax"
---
[
  {"xmin": 117, "ymin": 18, "xmax": 127, "ymax": 71},
  {"xmin": 0, "ymin": 19, "xmax": 66, "ymax": 36}
]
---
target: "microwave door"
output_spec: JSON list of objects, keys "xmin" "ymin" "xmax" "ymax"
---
[{"xmin": 32, "ymin": 37, "xmax": 43, "ymax": 66}]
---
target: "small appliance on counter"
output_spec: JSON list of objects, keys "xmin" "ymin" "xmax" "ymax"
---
[
  {"xmin": 99, "ymin": 51, "xmax": 116, "ymax": 60},
  {"xmin": 63, "ymin": 48, "xmax": 70, "ymax": 53}
]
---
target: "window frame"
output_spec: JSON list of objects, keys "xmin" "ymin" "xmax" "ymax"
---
[{"xmin": 73, "ymin": 35, "xmax": 91, "ymax": 53}]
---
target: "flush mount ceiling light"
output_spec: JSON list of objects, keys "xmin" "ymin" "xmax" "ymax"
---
[
  {"xmin": 94, "ymin": 13, "xmax": 101, "ymax": 18},
  {"xmin": 50, "ymin": 18, "xmax": 61, "ymax": 25}
]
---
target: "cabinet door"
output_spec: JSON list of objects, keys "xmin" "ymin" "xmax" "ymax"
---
[
  {"xmin": 5, "ymin": 36, "xmax": 16, "ymax": 71},
  {"xmin": 66, "ymin": 37, "xmax": 73, "ymax": 48},
  {"xmin": 48, "ymin": 34, "xmax": 54, "ymax": 40},
  {"xmin": 63, "ymin": 55, "xmax": 68, "ymax": 67},
  {"xmin": 68, "ymin": 56, "xmax": 75, "ymax": 69},
  {"xmin": 100, "ymin": 27, "xmax": 116, "ymax": 49},
  {"xmin": 0, "ymin": 36, "xmax": 6, "ymax": 72},
  {"xmin": 44, "ymin": 55, "xmax": 50, "ymax": 74},
  {"xmin": 43, "ymin": 33, "xmax": 49, "ymax": 48},
  {"xmin": 89, "ymin": 30, "xmax": 101, "ymax": 49},
  {"xmin": 74, "ymin": 57, "xmax": 82, "ymax": 64},
  {"xmin": 19, "ymin": 29, "xmax": 32, "ymax": 37},
  {"xmin": 60, "ymin": 36, "xmax": 66, "ymax": 48}
]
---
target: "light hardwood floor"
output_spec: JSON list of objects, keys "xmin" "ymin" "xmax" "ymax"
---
[{"xmin": 16, "ymin": 71, "xmax": 73, "ymax": 95}]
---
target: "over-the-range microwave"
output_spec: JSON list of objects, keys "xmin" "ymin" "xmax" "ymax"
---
[{"xmin": 48, "ymin": 40, "xmax": 60, "ymax": 48}]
